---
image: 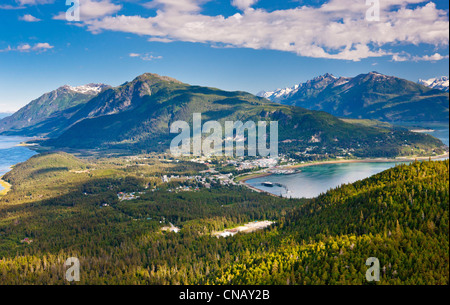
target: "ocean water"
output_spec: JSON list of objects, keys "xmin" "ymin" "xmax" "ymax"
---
[
  {"xmin": 247, "ymin": 123, "xmax": 449, "ymax": 199},
  {"xmin": 0, "ymin": 136, "xmax": 37, "ymax": 191}
]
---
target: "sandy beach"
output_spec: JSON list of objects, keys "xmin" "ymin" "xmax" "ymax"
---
[{"xmin": 0, "ymin": 178, "xmax": 11, "ymax": 196}]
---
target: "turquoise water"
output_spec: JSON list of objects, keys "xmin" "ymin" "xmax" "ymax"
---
[
  {"xmin": 247, "ymin": 123, "xmax": 449, "ymax": 199},
  {"xmin": 0, "ymin": 136, "xmax": 37, "ymax": 191},
  {"xmin": 246, "ymin": 161, "xmax": 412, "ymax": 198}
]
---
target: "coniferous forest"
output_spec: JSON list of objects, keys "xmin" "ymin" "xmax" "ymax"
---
[{"xmin": 0, "ymin": 152, "xmax": 447, "ymax": 285}]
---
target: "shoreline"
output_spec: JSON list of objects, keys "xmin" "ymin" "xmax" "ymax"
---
[
  {"xmin": 238, "ymin": 153, "xmax": 449, "ymax": 193},
  {"xmin": 286, "ymin": 152, "xmax": 449, "ymax": 170},
  {"xmin": 0, "ymin": 178, "xmax": 11, "ymax": 196}
]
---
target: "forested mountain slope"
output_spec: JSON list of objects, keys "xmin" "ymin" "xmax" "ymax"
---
[
  {"xmin": 0, "ymin": 153, "xmax": 447, "ymax": 285},
  {"xmin": 0, "ymin": 84, "xmax": 109, "ymax": 136},
  {"xmin": 37, "ymin": 73, "xmax": 445, "ymax": 158},
  {"xmin": 214, "ymin": 160, "xmax": 449, "ymax": 284}
]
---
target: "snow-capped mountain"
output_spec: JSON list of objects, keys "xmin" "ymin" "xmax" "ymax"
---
[
  {"xmin": 258, "ymin": 73, "xmax": 349, "ymax": 102},
  {"xmin": 0, "ymin": 83, "xmax": 110, "ymax": 135},
  {"xmin": 418, "ymin": 77, "xmax": 449, "ymax": 92},
  {"xmin": 62, "ymin": 83, "xmax": 109, "ymax": 95},
  {"xmin": 258, "ymin": 72, "xmax": 449, "ymax": 122},
  {"xmin": 258, "ymin": 85, "xmax": 300, "ymax": 102}
]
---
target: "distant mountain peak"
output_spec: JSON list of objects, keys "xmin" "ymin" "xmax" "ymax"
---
[
  {"xmin": 134, "ymin": 73, "xmax": 183, "ymax": 84},
  {"xmin": 314, "ymin": 73, "xmax": 338, "ymax": 80},
  {"xmin": 259, "ymin": 72, "xmax": 449, "ymax": 123},
  {"xmin": 357, "ymin": 71, "xmax": 397, "ymax": 83},
  {"xmin": 258, "ymin": 73, "xmax": 343, "ymax": 102},
  {"xmin": 0, "ymin": 82, "xmax": 110, "ymax": 134},
  {"xmin": 418, "ymin": 76, "xmax": 449, "ymax": 92}
]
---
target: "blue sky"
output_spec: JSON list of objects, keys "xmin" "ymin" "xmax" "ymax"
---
[{"xmin": 0, "ymin": 0, "xmax": 449, "ymax": 112}]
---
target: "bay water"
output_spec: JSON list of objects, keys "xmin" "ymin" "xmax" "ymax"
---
[
  {"xmin": 247, "ymin": 123, "xmax": 449, "ymax": 198},
  {"xmin": 0, "ymin": 136, "xmax": 37, "ymax": 191}
]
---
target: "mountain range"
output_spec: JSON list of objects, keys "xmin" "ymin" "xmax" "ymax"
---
[
  {"xmin": 0, "ymin": 73, "xmax": 445, "ymax": 158},
  {"xmin": 418, "ymin": 76, "xmax": 449, "ymax": 92},
  {"xmin": 258, "ymin": 72, "xmax": 449, "ymax": 122}
]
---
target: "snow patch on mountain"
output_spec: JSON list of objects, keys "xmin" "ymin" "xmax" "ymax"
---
[
  {"xmin": 258, "ymin": 73, "xmax": 342, "ymax": 102},
  {"xmin": 62, "ymin": 83, "xmax": 109, "ymax": 95},
  {"xmin": 258, "ymin": 85, "xmax": 300, "ymax": 101},
  {"xmin": 418, "ymin": 77, "xmax": 449, "ymax": 92},
  {"xmin": 367, "ymin": 71, "xmax": 395, "ymax": 82}
]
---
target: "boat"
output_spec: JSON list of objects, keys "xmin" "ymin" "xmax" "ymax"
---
[{"xmin": 262, "ymin": 181, "xmax": 274, "ymax": 187}]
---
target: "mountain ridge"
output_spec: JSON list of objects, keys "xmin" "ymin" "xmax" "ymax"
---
[
  {"xmin": 418, "ymin": 76, "xmax": 449, "ymax": 92},
  {"xmin": 0, "ymin": 83, "xmax": 110, "ymax": 135},
  {"xmin": 43, "ymin": 73, "xmax": 446, "ymax": 158},
  {"xmin": 259, "ymin": 72, "xmax": 449, "ymax": 122},
  {"xmin": 0, "ymin": 72, "xmax": 445, "ymax": 158}
]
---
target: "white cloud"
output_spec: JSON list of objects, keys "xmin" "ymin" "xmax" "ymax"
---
[
  {"xmin": 1, "ymin": 42, "xmax": 54, "ymax": 53},
  {"xmin": 0, "ymin": 5, "xmax": 25, "ymax": 10},
  {"xmin": 19, "ymin": 14, "xmax": 41, "ymax": 22},
  {"xmin": 391, "ymin": 53, "xmax": 410, "ymax": 62},
  {"xmin": 148, "ymin": 37, "xmax": 173, "ymax": 43},
  {"xmin": 0, "ymin": 46, "xmax": 12, "ymax": 53},
  {"xmin": 32, "ymin": 42, "xmax": 54, "ymax": 50},
  {"xmin": 143, "ymin": 0, "xmax": 205, "ymax": 13},
  {"xmin": 0, "ymin": 0, "xmax": 53, "ymax": 9},
  {"xmin": 129, "ymin": 53, "xmax": 163, "ymax": 61},
  {"xmin": 53, "ymin": 0, "xmax": 122, "ymax": 21},
  {"xmin": 17, "ymin": 44, "xmax": 32, "ymax": 51},
  {"xmin": 73, "ymin": 0, "xmax": 449, "ymax": 61},
  {"xmin": 413, "ymin": 53, "xmax": 449, "ymax": 61},
  {"xmin": 16, "ymin": 0, "xmax": 54, "ymax": 5},
  {"xmin": 231, "ymin": 0, "xmax": 258, "ymax": 11},
  {"xmin": 392, "ymin": 51, "xmax": 449, "ymax": 62}
]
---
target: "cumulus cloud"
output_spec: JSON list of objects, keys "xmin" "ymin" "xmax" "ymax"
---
[
  {"xmin": 129, "ymin": 52, "xmax": 163, "ymax": 61},
  {"xmin": 19, "ymin": 14, "xmax": 41, "ymax": 22},
  {"xmin": 392, "ymin": 51, "xmax": 449, "ymax": 62},
  {"xmin": 391, "ymin": 53, "xmax": 410, "ymax": 62},
  {"xmin": 53, "ymin": 0, "xmax": 122, "ymax": 21},
  {"xmin": 17, "ymin": 44, "xmax": 32, "ymax": 52},
  {"xmin": 32, "ymin": 42, "xmax": 54, "ymax": 50},
  {"xmin": 413, "ymin": 53, "xmax": 449, "ymax": 61},
  {"xmin": 231, "ymin": 0, "xmax": 258, "ymax": 11},
  {"xmin": 57, "ymin": 0, "xmax": 449, "ymax": 61}
]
